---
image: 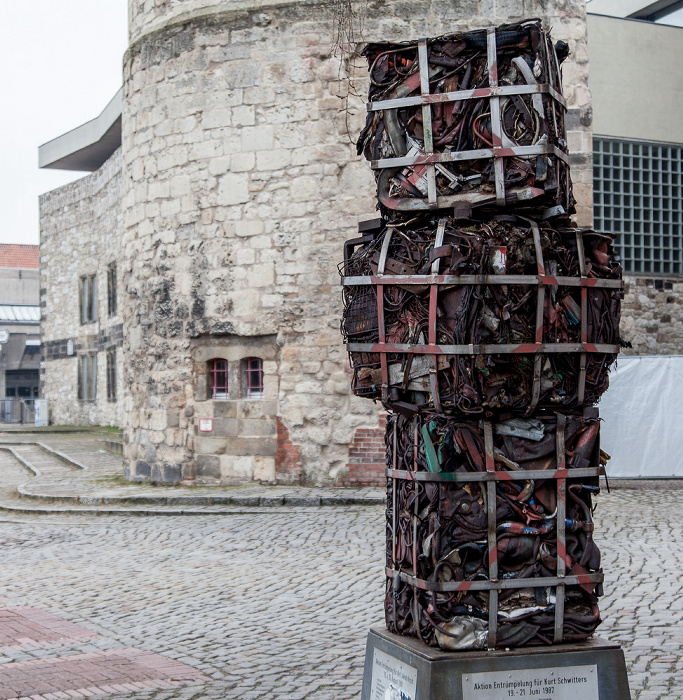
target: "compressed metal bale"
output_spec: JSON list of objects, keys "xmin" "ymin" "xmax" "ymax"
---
[
  {"xmin": 340, "ymin": 215, "xmax": 624, "ymax": 413},
  {"xmin": 356, "ymin": 19, "xmax": 573, "ymax": 216},
  {"xmin": 384, "ymin": 411, "xmax": 604, "ymax": 649}
]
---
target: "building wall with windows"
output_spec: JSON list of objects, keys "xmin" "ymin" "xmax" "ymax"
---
[
  {"xmin": 41, "ymin": 0, "xmax": 594, "ymax": 483},
  {"xmin": 0, "ymin": 246, "xmax": 41, "ymax": 407},
  {"xmin": 39, "ymin": 150, "xmax": 124, "ymax": 426},
  {"xmin": 587, "ymin": 12, "xmax": 683, "ymax": 355}
]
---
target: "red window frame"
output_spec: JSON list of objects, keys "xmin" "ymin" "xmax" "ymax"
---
[
  {"xmin": 209, "ymin": 359, "xmax": 228, "ymax": 399},
  {"xmin": 243, "ymin": 357, "xmax": 263, "ymax": 399}
]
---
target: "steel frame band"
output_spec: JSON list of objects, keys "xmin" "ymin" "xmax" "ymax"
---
[
  {"xmin": 371, "ymin": 143, "xmax": 570, "ymax": 170},
  {"xmin": 385, "ymin": 567, "xmax": 604, "ymax": 593},
  {"xmin": 348, "ymin": 342, "xmax": 620, "ymax": 354},
  {"xmin": 342, "ymin": 274, "xmax": 624, "ymax": 289},
  {"xmin": 385, "ymin": 467, "xmax": 605, "ymax": 482},
  {"xmin": 368, "ymin": 82, "xmax": 567, "ymax": 112}
]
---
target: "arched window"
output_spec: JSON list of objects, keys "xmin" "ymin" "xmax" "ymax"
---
[
  {"xmin": 242, "ymin": 357, "xmax": 263, "ymax": 399},
  {"xmin": 208, "ymin": 359, "xmax": 228, "ymax": 399}
]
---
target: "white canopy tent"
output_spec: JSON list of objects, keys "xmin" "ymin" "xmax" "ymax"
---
[{"xmin": 599, "ymin": 355, "xmax": 683, "ymax": 478}]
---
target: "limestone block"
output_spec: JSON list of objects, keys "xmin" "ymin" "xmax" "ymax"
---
[
  {"xmin": 240, "ymin": 125, "xmax": 274, "ymax": 151},
  {"xmin": 232, "ymin": 105, "xmax": 255, "ymax": 127},
  {"xmin": 246, "ymin": 263, "xmax": 275, "ymax": 287},
  {"xmin": 231, "ymin": 153, "xmax": 255, "ymax": 172},
  {"xmin": 256, "ymin": 149, "xmax": 292, "ymax": 171},
  {"xmin": 196, "ymin": 436, "xmax": 227, "ymax": 454},
  {"xmin": 253, "ymin": 456, "xmax": 276, "ymax": 481},
  {"xmin": 235, "ymin": 220, "xmax": 264, "ymax": 237},
  {"xmin": 212, "ymin": 418, "xmax": 240, "ymax": 437},
  {"xmin": 222, "ymin": 455, "xmax": 254, "ymax": 479},
  {"xmin": 196, "ymin": 454, "xmax": 220, "ymax": 479},
  {"xmin": 239, "ymin": 418, "xmax": 276, "ymax": 437},
  {"xmin": 217, "ymin": 173, "xmax": 249, "ymax": 205}
]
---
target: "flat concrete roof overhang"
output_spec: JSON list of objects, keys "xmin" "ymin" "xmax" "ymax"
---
[
  {"xmin": 38, "ymin": 88, "xmax": 122, "ymax": 171},
  {"xmin": 587, "ymin": 0, "xmax": 683, "ymax": 20}
]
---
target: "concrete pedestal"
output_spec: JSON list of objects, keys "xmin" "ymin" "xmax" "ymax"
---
[{"xmin": 361, "ymin": 625, "xmax": 631, "ymax": 700}]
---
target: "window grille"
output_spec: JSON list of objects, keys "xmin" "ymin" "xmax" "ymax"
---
[
  {"xmin": 208, "ymin": 359, "xmax": 228, "ymax": 399},
  {"xmin": 107, "ymin": 263, "xmax": 117, "ymax": 317},
  {"xmin": 593, "ymin": 137, "xmax": 683, "ymax": 275},
  {"xmin": 79, "ymin": 275, "xmax": 97, "ymax": 323},
  {"xmin": 242, "ymin": 357, "xmax": 263, "ymax": 399},
  {"xmin": 106, "ymin": 350, "xmax": 117, "ymax": 401},
  {"xmin": 78, "ymin": 354, "xmax": 97, "ymax": 401}
]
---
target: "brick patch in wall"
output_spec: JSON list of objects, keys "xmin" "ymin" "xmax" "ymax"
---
[
  {"xmin": 0, "ymin": 647, "xmax": 208, "ymax": 699},
  {"xmin": 275, "ymin": 417, "xmax": 303, "ymax": 485},
  {"xmin": 0, "ymin": 607, "xmax": 99, "ymax": 652},
  {"xmin": 336, "ymin": 415, "xmax": 387, "ymax": 488}
]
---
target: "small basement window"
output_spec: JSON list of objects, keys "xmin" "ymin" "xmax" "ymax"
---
[
  {"xmin": 208, "ymin": 358, "xmax": 228, "ymax": 399},
  {"xmin": 242, "ymin": 357, "xmax": 263, "ymax": 399}
]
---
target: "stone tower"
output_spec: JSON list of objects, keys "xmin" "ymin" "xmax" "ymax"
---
[{"xmin": 120, "ymin": 0, "xmax": 592, "ymax": 484}]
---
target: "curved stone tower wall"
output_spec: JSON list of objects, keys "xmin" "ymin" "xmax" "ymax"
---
[{"xmin": 121, "ymin": 0, "xmax": 592, "ymax": 483}]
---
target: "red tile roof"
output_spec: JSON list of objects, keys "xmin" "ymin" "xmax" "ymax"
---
[{"xmin": 0, "ymin": 245, "xmax": 39, "ymax": 269}]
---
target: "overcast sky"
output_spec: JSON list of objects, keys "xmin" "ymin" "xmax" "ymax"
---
[{"xmin": 0, "ymin": 1, "xmax": 127, "ymax": 246}]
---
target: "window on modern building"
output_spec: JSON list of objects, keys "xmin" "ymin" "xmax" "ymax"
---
[
  {"xmin": 79, "ymin": 275, "xmax": 97, "ymax": 324},
  {"xmin": 78, "ymin": 354, "xmax": 97, "ymax": 401},
  {"xmin": 106, "ymin": 349, "xmax": 117, "ymax": 401},
  {"xmin": 242, "ymin": 357, "xmax": 264, "ymax": 399},
  {"xmin": 594, "ymin": 137, "xmax": 682, "ymax": 275},
  {"xmin": 107, "ymin": 263, "xmax": 117, "ymax": 317},
  {"xmin": 208, "ymin": 358, "xmax": 228, "ymax": 399}
]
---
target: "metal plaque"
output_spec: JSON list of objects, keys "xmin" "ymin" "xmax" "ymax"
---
[
  {"xmin": 370, "ymin": 649, "xmax": 418, "ymax": 700},
  {"xmin": 463, "ymin": 664, "xmax": 599, "ymax": 700},
  {"xmin": 0, "ymin": 330, "xmax": 8, "ymax": 344}
]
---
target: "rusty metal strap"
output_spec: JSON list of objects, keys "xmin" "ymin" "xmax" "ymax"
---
[
  {"xmin": 349, "ymin": 341, "xmax": 621, "ymax": 354},
  {"xmin": 371, "ymin": 143, "xmax": 569, "ymax": 169},
  {"xmin": 554, "ymin": 414, "xmax": 567, "ymax": 644},
  {"xmin": 386, "ymin": 567, "xmax": 604, "ymax": 593},
  {"xmin": 385, "ymin": 467, "xmax": 604, "ymax": 482},
  {"xmin": 483, "ymin": 420, "xmax": 498, "ymax": 648},
  {"xmin": 342, "ymin": 274, "xmax": 624, "ymax": 289},
  {"xmin": 368, "ymin": 83, "xmax": 567, "ymax": 112}
]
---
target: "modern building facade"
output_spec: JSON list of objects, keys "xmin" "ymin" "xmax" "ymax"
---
[
  {"xmin": 586, "ymin": 2, "xmax": 683, "ymax": 354},
  {"xmin": 0, "ymin": 245, "xmax": 41, "ymax": 420},
  {"xmin": 38, "ymin": 0, "xmax": 676, "ymax": 485}
]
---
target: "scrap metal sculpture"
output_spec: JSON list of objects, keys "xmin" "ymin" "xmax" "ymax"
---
[{"xmin": 341, "ymin": 20, "xmax": 623, "ymax": 650}]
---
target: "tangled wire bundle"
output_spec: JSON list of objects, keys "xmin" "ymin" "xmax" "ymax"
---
[
  {"xmin": 384, "ymin": 412, "xmax": 604, "ymax": 649},
  {"xmin": 356, "ymin": 20, "xmax": 573, "ymax": 215},
  {"xmin": 341, "ymin": 216, "xmax": 623, "ymax": 414}
]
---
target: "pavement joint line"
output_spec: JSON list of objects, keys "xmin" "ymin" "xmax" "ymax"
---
[
  {"xmin": 0, "ymin": 500, "xmax": 386, "ymax": 516},
  {"xmin": 35, "ymin": 442, "xmax": 89, "ymax": 471},
  {"xmin": 0, "ymin": 447, "xmax": 41, "ymax": 478}
]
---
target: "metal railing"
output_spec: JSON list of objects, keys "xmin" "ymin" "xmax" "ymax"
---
[{"xmin": 0, "ymin": 399, "xmax": 36, "ymax": 424}]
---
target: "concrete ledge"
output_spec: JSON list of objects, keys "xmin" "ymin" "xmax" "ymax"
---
[{"xmin": 38, "ymin": 89, "xmax": 122, "ymax": 172}]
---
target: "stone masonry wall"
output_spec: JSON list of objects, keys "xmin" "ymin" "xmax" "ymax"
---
[
  {"xmin": 39, "ymin": 151, "xmax": 125, "ymax": 427},
  {"xmin": 120, "ymin": 0, "xmax": 593, "ymax": 484},
  {"xmin": 621, "ymin": 275, "xmax": 683, "ymax": 355}
]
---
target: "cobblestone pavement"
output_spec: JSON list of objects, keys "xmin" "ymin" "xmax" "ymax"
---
[{"xmin": 0, "ymin": 489, "xmax": 681, "ymax": 699}]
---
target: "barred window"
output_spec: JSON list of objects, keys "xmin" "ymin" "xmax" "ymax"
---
[
  {"xmin": 242, "ymin": 357, "xmax": 263, "ymax": 399},
  {"xmin": 107, "ymin": 263, "xmax": 117, "ymax": 317},
  {"xmin": 78, "ymin": 354, "xmax": 97, "ymax": 401},
  {"xmin": 208, "ymin": 359, "xmax": 228, "ymax": 399},
  {"xmin": 106, "ymin": 350, "xmax": 117, "ymax": 401},
  {"xmin": 594, "ymin": 137, "xmax": 682, "ymax": 275},
  {"xmin": 79, "ymin": 275, "xmax": 97, "ymax": 323}
]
